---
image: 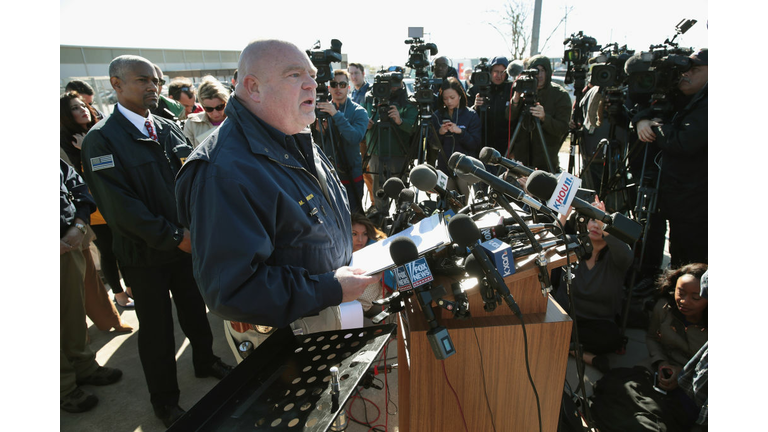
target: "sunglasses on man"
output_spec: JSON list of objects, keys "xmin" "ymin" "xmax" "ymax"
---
[
  {"xmin": 203, "ymin": 103, "xmax": 226, "ymax": 112},
  {"xmin": 329, "ymin": 81, "xmax": 348, "ymax": 89}
]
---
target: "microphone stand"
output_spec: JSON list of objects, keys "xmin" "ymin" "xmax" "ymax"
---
[{"xmin": 489, "ymin": 192, "xmax": 553, "ymax": 296}]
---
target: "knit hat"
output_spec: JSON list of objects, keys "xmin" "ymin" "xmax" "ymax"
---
[
  {"xmin": 490, "ymin": 56, "xmax": 509, "ymax": 69},
  {"xmin": 699, "ymin": 270, "xmax": 708, "ymax": 299}
]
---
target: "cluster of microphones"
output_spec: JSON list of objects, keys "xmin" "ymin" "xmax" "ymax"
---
[{"xmin": 368, "ymin": 148, "xmax": 643, "ymax": 361}]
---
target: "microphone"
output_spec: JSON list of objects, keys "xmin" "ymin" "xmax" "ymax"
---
[
  {"xmin": 525, "ymin": 171, "xmax": 643, "ymax": 245},
  {"xmin": 390, "ymin": 188, "xmax": 416, "ymax": 235},
  {"xmin": 383, "ymin": 177, "xmax": 405, "ymax": 199},
  {"xmin": 478, "ymin": 147, "xmax": 534, "ymax": 178},
  {"xmin": 389, "ymin": 237, "xmax": 456, "ymax": 360},
  {"xmin": 448, "ymin": 152, "xmax": 550, "ymax": 214},
  {"xmin": 463, "ymin": 254, "xmax": 500, "ymax": 312},
  {"xmin": 448, "ymin": 214, "xmax": 521, "ymax": 316},
  {"xmin": 409, "ymin": 164, "xmax": 463, "ymax": 211}
]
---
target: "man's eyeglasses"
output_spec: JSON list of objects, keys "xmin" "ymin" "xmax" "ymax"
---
[
  {"xmin": 329, "ymin": 81, "xmax": 348, "ymax": 89},
  {"xmin": 159, "ymin": 79, "xmax": 166, "ymax": 86},
  {"xmin": 203, "ymin": 103, "xmax": 226, "ymax": 112}
]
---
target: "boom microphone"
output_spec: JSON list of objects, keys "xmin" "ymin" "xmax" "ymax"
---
[
  {"xmin": 479, "ymin": 147, "xmax": 534, "ymax": 178},
  {"xmin": 525, "ymin": 171, "xmax": 643, "ymax": 245},
  {"xmin": 448, "ymin": 152, "xmax": 550, "ymax": 214}
]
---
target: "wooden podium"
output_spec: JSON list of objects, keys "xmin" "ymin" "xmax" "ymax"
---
[{"xmin": 396, "ymin": 249, "xmax": 573, "ymax": 432}]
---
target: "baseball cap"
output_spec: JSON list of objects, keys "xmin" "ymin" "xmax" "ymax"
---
[{"xmin": 690, "ymin": 48, "xmax": 707, "ymax": 66}]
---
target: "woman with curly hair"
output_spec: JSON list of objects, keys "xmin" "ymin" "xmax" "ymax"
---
[{"xmin": 646, "ymin": 262, "xmax": 708, "ymax": 391}]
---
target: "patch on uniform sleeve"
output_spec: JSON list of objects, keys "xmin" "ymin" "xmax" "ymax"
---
[{"xmin": 90, "ymin": 155, "xmax": 115, "ymax": 171}]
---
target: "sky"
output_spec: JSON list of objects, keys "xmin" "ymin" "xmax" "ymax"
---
[{"xmin": 59, "ymin": 0, "xmax": 709, "ymax": 69}]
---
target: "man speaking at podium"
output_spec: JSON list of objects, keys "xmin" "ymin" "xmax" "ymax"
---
[{"xmin": 176, "ymin": 39, "xmax": 375, "ymax": 336}]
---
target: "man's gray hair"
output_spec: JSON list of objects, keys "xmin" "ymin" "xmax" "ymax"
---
[{"xmin": 109, "ymin": 55, "xmax": 152, "ymax": 79}]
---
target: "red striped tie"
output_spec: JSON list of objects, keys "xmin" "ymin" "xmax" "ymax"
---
[{"xmin": 144, "ymin": 119, "xmax": 158, "ymax": 140}]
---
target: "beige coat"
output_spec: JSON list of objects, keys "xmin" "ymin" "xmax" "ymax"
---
[{"xmin": 183, "ymin": 111, "xmax": 219, "ymax": 149}]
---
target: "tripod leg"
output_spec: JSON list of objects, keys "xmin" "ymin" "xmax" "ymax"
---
[{"xmin": 534, "ymin": 118, "xmax": 555, "ymax": 172}]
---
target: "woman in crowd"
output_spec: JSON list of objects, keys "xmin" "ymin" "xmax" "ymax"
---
[
  {"xmin": 430, "ymin": 77, "xmax": 481, "ymax": 197},
  {"xmin": 351, "ymin": 213, "xmax": 393, "ymax": 318},
  {"xmin": 590, "ymin": 263, "xmax": 708, "ymax": 431},
  {"xmin": 60, "ymin": 92, "xmax": 133, "ymax": 330},
  {"xmin": 554, "ymin": 196, "xmax": 633, "ymax": 373},
  {"xmin": 183, "ymin": 76, "xmax": 230, "ymax": 148},
  {"xmin": 645, "ymin": 262, "xmax": 708, "ymax": 389}
]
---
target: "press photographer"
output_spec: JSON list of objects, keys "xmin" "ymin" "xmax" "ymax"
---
[
  {"xmin": 363, "ymin": 67, "xmax": 418, "ymax": 217},
  {"xmin": 632, "ymin": 48, "xmax": 708, "ymax": 267},
  {"xmin": 507, "ymin": 55, "xmax": 572, "ymax": 173}
]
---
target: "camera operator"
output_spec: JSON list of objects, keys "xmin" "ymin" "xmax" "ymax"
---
[
  {"xmin": 431, "ymin": 56, "xmax": 459, "ymax": 96},
  {"xmin": 633, "ymin": 48, "xmax": 708, "ymax": 267},
  {"xmin": 313, "ymin": 69, "xmax": 369, "ymax": 214},
  {"xmin": 468, "ymin": 56, "xmax": 514, "ymax": 157},
  {"xmin": 508, "ymin": 55, "xmax": 572, "ymax": 173},
  {"xmin": 363, "ymin": 68, "xmax": 417, "ymax": 216},
  {"xmin": 574, "ymin": 79, "xmax": 631, "ymax": 190}
]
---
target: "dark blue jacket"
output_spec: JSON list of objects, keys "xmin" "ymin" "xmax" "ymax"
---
[
  {"xmin": 175, "ymin": 96, "xmax": 353, "ymax": 327},
  {"xmin": 429, "ymin": 106, "xmax": 482, "ymax": 173}
]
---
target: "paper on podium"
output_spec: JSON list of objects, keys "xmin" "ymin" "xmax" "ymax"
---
[{"xmin": 350, "ymin": 213, "xmax": 451, "ymax": 275}]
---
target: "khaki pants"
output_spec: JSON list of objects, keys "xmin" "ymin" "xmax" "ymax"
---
[{"xmin": 60, "ymin": 250, "xmax": 99, "ymax": 397}]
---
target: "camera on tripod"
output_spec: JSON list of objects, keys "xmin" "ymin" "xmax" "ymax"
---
[
  {"xmin": 562, "ymin": 31, "xmax": 600, "ymax": 87},
  {"xmin": 589, "ymin": 44, "xmax": 634, "ymax": 88},
  {"xmin": 405, "ymin": 38, "xmax": 441, "ymax": 106},
  {"xmin": 470, "ymin": 58, "xmax": 492, "ymax": 111},
  {"xmin": 625, "ymin": 18, "xmax": 697, "ymax": 114},
  {"xmin": 372, "ymin": 69, "xmax": 404, "ymax": 124},
  {"xmin": 307, "ymin": 39, "xmax": 343, "ymax": 118},
  {"xmin": 513, "ymin": 68, "xmax": 539, "ymax": 103}
]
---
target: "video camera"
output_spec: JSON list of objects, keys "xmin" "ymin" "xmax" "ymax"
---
[
  {"xmin": 405, "ymin": 38, "xmax": 441, "ymax": 108},
  {"xmin": 372, "ymin": 68, "xmax": 404, "ymax": 124},
  {"xmin": 589, "ymin": 44, "xmax": 634, "ymax": 89},
  {"xmin": 563, "ymin": 31, "xmax": 600, "ymax": 90},
  {"xmin": 306, "ymin": 39, "xmax": 342, "ymax": 83},
  {"xmin": 470, "ymin": 58, "xmax": 491, "ymax": 111},
  {"xmin": 512, "ymin": 68, "xmax": 539, "ymax": 104},
  {"xmin": 307, "ymin": 39, "xmax": 343, "ymax": 118},
  {"xmin": 625, "ymin": 19, "xmax": 697, "ymax": 114}
]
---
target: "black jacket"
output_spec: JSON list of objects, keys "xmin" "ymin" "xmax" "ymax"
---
[
  {"xmin": 81, "ymin": 105, "xmax": 192, "ymax": 267},
  {"xmin": 633, "ymin": 84, "xmax": 708, "ymax": 217},
  {"xmin": 468, "ymin": 80, "xmax": 514, "ymax": 155},
  {"xmin": 508, "ymin": 55, "xmax": 572, "ymax": 172}
]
